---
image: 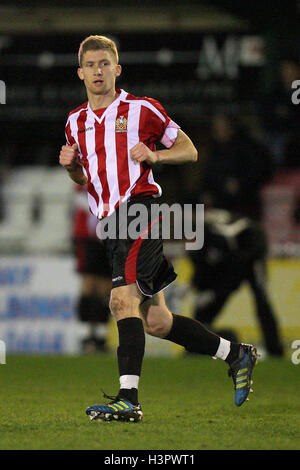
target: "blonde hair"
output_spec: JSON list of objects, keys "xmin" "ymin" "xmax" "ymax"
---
[{"xmin": 78, "ymin": 35, "xmax": 119, "ymax": 67}]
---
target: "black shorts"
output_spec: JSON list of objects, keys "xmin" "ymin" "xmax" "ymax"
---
[
  {"xmin": 74, "ymin": 237, "xmax": 111, "ymax": 277},
  {"xmin": 101, "ymin": 196, "xmax": 177, "ymax": 297}
]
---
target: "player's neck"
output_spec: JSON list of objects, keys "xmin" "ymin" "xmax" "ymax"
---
[{"xmin": 88, "ymin": 89, "xmax": 120, "ymax": 111}]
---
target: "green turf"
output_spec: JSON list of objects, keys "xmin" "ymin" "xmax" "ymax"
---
[{"xmin": 0, "ymin": 354, "xmax": 299, "ymax": 450}]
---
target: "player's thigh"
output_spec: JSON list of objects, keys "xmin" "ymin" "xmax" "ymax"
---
[{"xmin": 109, "ymin": 283, "xmax": 143, "ymax": 321}]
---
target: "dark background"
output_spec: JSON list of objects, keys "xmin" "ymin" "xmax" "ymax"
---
[{"xmin": 1, "ymin": 0, "xmax": 300, "ymax": 208}]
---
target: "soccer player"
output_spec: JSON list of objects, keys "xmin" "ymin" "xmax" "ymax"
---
[
  {"xmin": 59, "ymin": 35, "xmax": 258, "ymax": 422},
  {"xmin": 73, "ymin": 184, "xmax": 111, "ymax": 352}
]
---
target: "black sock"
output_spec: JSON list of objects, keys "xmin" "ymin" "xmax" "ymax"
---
[
  {"xmin": 118, "ymin": 387, "xmax": 138, "ymax": 405},
  {"xmin": 225, "ymin": 343, "xmax": 241, "ymax": 365},
  {"xmin": 117, "ymin": 317, "xmax": 145, "ymax": 405},
  {"xmin": 163, "ymin": 313, "xmax": 221, "ymax": 356}
]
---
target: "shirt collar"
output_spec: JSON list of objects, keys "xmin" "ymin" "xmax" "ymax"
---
[{"xmin": 87, "ymin": 89, "xmax": 128, "ymax": 124}]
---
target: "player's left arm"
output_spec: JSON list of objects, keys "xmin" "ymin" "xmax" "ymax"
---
[{"xmin": 130, "ymin": 129, "xmax": 198, "ymax": 165}]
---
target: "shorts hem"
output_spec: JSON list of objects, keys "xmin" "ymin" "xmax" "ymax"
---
[{"xmin": 136, "ymin": 275, "xmax": 177, "ymax": 298}]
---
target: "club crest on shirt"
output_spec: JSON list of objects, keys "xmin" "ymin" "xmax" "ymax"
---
[{"xmin": 115, "ymin": 116, "xmax": 128, "ymax": 133}]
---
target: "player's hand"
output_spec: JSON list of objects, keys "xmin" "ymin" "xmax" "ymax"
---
[
  {"xmin": 59, "ymin": 143, "xmax": 81, "ymax": 171},
  {"xmin": 130, "ymin": 142, "xmax": 158, "ymax": 164}
]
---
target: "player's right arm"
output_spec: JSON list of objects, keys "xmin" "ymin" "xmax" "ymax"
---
[{"xmin": 59, "ymin": 143, "xmax": 88, "ymax": 185}]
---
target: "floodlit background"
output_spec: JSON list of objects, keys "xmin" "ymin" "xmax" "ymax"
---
[{"xmin": 0, "ymin": 0, "xmax": 299, "ymax": 356}]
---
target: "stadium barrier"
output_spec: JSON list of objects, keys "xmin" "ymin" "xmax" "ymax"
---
[{"xmin": 0, "ymin": 167, "xmax": 73, "ymax": 254}]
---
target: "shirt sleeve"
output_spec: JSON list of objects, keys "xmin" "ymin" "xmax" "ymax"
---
[
  {"xmin": 159, "ymin": 119, "xmax": 180, "ymax": 148},
  {"xmin": 65, "ymin": 116, "xmax": 84, "ymax": 163},
  {"xmin": 144, "ymin": 98, "xmax": 180, "ymax": 148},
  {"xmin": 65, "ymin": 118, "xmax": 76, "ymax": 146}
]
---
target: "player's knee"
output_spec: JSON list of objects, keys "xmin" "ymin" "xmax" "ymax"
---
[
  {"xmin": 109, "ymin": 294, "xmax": 132, "ymax": 320},
  {"xmin": 109, "ymin": 295, "xmax": 126, "ymax": 316}
]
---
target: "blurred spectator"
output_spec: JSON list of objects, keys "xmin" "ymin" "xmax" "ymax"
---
[
  {"xmin": 73, "ymin": 185, "xmax": 111, "ymax": 353},
  {"xmin": 188, "ymin": 209, "xmax": 284, "ymax": 357},
  {"xmin": 201, "ymin": 113, "xmax": 274, "ymax": 220},
  {"xmin": 262, "ymin": 58, "xmax": 300, "ymax": 168},
  {"xmin": 0, "ymin": 173, "xmax": 4, "ymax": 222}
]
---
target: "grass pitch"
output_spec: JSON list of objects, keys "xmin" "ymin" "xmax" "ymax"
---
[{"xmin": 0, "ymin": 354, "xmax": 299, "ymax": 450}]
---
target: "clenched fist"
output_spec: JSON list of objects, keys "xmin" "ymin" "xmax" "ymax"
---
[
  {"xmin": 59, "ymin": 143, "xmax": 81, "ymax": 172},
  {"xmin": 130, "ymin": 142, "xmax": 158, "ymax": 164}
]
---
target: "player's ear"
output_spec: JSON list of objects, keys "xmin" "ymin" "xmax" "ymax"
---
[
  {"xmin": 115, "ymin": 64, "xmax": 122, "ymax": 78},
  {"xmin": 77, "ymin": 67, "xmax": 84, "ymax": 81}
]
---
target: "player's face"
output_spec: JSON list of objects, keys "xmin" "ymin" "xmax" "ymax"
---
[{"xmin": 78, "ymin": 49, "xmax": 121, "ymax": 97}]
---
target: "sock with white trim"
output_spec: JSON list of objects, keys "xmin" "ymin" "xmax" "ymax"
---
[
  {"xmin": 163, "ymin": 313, "xmax": 240, "ymax": 361},
  {"xmin": 117, "ymin": 317, "xmax": 145, "ymax": 406},
  {"xmin": 163, "ymin": 313, "xmax": 220, "ymax": 356}
]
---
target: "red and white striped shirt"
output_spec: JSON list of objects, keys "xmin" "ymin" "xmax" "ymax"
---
[{"xmin": 65, "ymin": 89, "xmax": 180, "ymax": 219}]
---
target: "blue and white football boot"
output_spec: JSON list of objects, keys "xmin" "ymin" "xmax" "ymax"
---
[
  {"xmin": 228, "ymin": 343, "xmax": 258, "ymax": 406},
  {"xmin": 86, "ymin": 392, "xmax": 143, "ymax": 422}
]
